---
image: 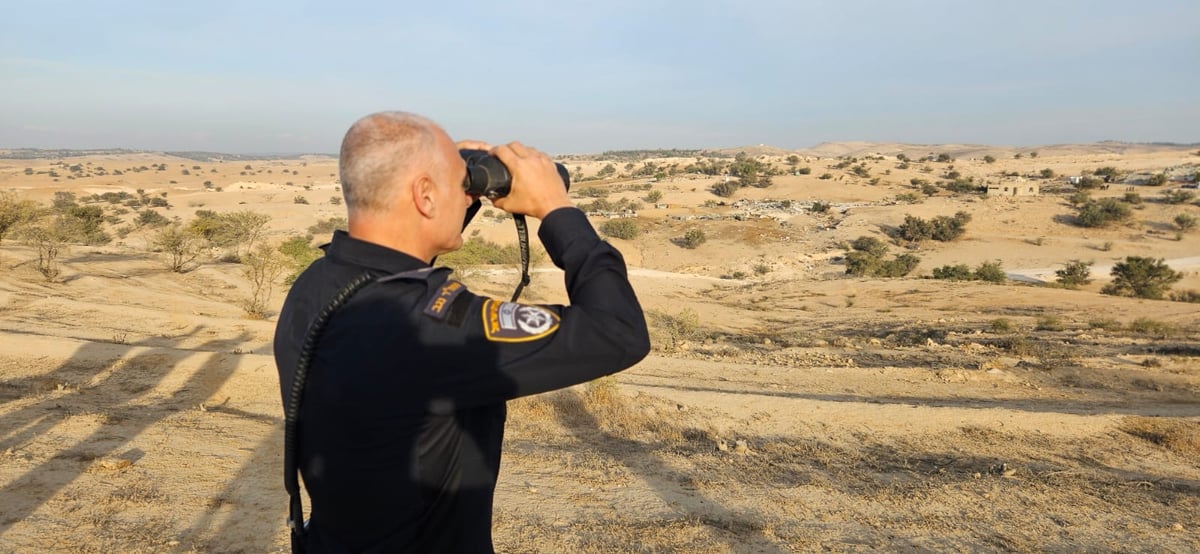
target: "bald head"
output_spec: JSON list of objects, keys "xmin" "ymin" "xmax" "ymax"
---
[{"xmin": 339, "ymin": 111, "xmax": 443, "ymax": 215}]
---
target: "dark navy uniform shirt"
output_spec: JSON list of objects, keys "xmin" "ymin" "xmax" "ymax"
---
[{"xmin": 273, "ymin": 207, "xmax": 650, "ymax": 553}]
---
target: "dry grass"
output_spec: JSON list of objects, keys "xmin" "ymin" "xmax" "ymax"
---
[{"xmin": 1121, "ymin": 416, "xmax": 1200, "ymax": 457}]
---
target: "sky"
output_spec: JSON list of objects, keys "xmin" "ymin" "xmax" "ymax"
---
[{"xmin": 1, "ymin": 0, "xmax": 1197, "ymax": 154}]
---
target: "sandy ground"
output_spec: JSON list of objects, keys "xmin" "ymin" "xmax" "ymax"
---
[{"xmin": 0, "ymin": 144, "xmax": 1198, "ymax": 552}]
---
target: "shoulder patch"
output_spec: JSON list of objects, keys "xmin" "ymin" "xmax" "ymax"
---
[
  {"xmin": 423, "ymin": 280, "xmax": 466, "ymax": 320},
  {"xmin": 481, "ymin": 299, "xmax": 560, "ymax": 342}
]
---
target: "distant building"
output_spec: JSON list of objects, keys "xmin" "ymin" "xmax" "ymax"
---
[{"xmin": 987, "ymin": 181, "xmax": 1039, "ymax": 197}]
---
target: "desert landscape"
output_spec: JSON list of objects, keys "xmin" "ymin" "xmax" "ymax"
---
[{"xmin": 0, "ymin": 142, "xmax": 1198, "ymax": 552}]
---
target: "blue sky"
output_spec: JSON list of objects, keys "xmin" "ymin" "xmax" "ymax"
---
[{"xmin": 2, "ymin": 0, "xmax": 1197, "ymax": 154}]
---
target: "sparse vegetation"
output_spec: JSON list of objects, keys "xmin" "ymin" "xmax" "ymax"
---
[
  {"xmin": 1160, "ymin": 189, "xmax": 1195, "ymax": 205},
  {"xmin": 930, "ymin": 260, "xmax": 1006, "ymax": 283}
]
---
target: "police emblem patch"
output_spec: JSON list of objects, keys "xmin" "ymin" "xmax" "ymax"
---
[{"xmin": 481, "ymin": 299, "xmax": 560, "ymax": 342}]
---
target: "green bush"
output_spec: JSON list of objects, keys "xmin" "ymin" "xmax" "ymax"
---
[
  {"xmin": 809, "ymin": 201, "xmax": 831, "ymax": 213},
  {"xmin": 989, "ymin": 318, "xmax": 1013, "ymax": 332},
  {"xmin": 1169, "ymin": 289, "xmax": 1200, "ymax": 303},
  {"xmin": 897, "ymin": 211, "xmax": 971, "ymax": 242},
  {"xmin": 1055, "ymin": 260, "xmax": 1093, "ymax": 289},
  {"xmin": 797, "ymin": 167, "xmax": 812, "ymax": 175},
  {"xmin": 1101, "ymin": 257, "xmax": 1182, "ymax": 299},
  {"xmin": 1035, "ymin": 315, "xmax": 1065, "ymax": 331},
  {"xmin": 1161, "ymin": 189, "xmax": 1195, "ymax": 204},
  {"xmin": 931, "ymin": 264, "xmax": 973, "ymax": 281},
  {"xmin": 600, "ymin": 218, "xmax": 639, "ymax": 240},
  {"xmin": 1175, "ymin": 213, "xmax": 1197, "ymax": 232},
  {"xmin": 973, "ymin": 261, "xmax": 1006, "ymax": 283},
  {"xmin": 680, "ymin": 229, "xmax": 707, "ymax": 249},
  {"xmin": 844, "ymin": 236, "xmax": 919, "ymax": 278},
  {"xmin": 1076, "ymin": 198, "xmax": 1131, "ymax": 227},
  {"xmin": 711, "ymin": 181, "xmax": 739, "ymax": 198}
]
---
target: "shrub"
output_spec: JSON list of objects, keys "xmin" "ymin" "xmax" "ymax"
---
[
  {"xmin": 1128, "ymin": 318, "xmax": 1178, "ymax": 337},
  {"xmin": 973, "ymin": 261, "xmax": 1006, "ymax": 283},
  {"xmin": 845, "ymin": 236, "xmax": 920, "ymax": 278},
  {"xmin": 21, "ymin": 225, "xmax": 67, "ymax": 281},
  {"xmin": 1175, "ymin": 213, "xmax": 1198, "ymax": 232},
  {"xmin": 0, "ymin": 191, "xmax": 40, "ymax": 245},
  {"xmin": 329, "ymin": 196, "xmax": 342, "ymax": 205},
  {"xmin": 242, "ymin": 243, "xmax": 287, "ymax": 319},
  {"xmin": 1068, "ymin": 191, "xmax": 1091, "ymax": 207},
  {"xmin": 1169, "ymin": 289, "xmax": 1200, "ymax": 303},
  {"xmin": 1123, "ymin": 192, "xmax": 1142, "ymax": 205},
  {"xmin": 1055, "ymin": 260, "xmax": 1093, "ymax": 289},
  {"xmin": 293, "ymin": 195, "xmax": 309, "ymax": 204},
  {"xmin": 897, "ymin": 211, "xmax": 971, "ymax": 242},
  {"xmin": 136, "ymin": 209, "xmax": 170, "ymax": 228},
  {"xmin": 753, "ymin": 263, "xmax": 771, "ymax": 275},
  {"xmin": 810, "ymin": 201, "xmax": 831, "ymax": 213},
  {"xmin": 989, "ymin": 318, "xmax": 1013, "ymax": 332},
  {"xmin": 896, "ymin": 192, "xmax": 922, "ymax": 204},
  {"xmin": 278, "ymin": 235, "xmax": 323, "ymax": 284},
  {"xmin": 1101, "ymin": 257, "xmax": 1182, "ymax": 299},
  {"xmin": 152, "ymin": 224, "xmax": 200, "ymax": 272},
  {"xmin": 1040, "ymin": 168, "xmax": 1055, "ymax": 179},
  {"xmin": 680, "ymin": 229, "xmax": 706, "ymax": 249},
  {"xmin": 711, "ymin": 180, "xmax": 739, "ymax": 198},
  {"xmin": 931, "ymin": 264, "xmax": 973, "ymax": 280},
  {"xmin": 1076, "ymin": 198, "xmax": 1131, "ymax": 227},
  {"xmin": 1035, "ymin": 315, "xmax": 1065, "ymax": 331},
  {"xmin": 647, "ymin": 308, "xmax": 700, "ymax": 352},
  {"xmin": 644, "ymin": 190, "xmax": 663, "ymax": 203},
  {"xmin": 1077, "ymin": 176, "xmax": 1104, "ymax": 189},
  {"xmin": 983, "ymin": 155, "xmax": 996, "ymax": 164},
  {"xmin": 797, "ymin": 167, "xmax": 812, "ymax": 175},
  {"xmin": 1146, "ymin": 173, "xmax": 1168, "ymax": 186},
  {"xmin": 308, "ymin": 216, "xmax": 347, "ymax": 236},
  {"xmin": 599, "ymin": 218, "xmax": 639, "ymax": 240},
  {"xmin": 818, "ymin": 173, "xmax": 833, "ymax": 180},
  {"xmin": 1161, "ymin": 189, "xmax": 1195, "ymax": 205}
]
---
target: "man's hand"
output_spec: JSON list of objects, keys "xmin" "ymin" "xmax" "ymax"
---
[{"xmin": 490, "ymin": 142, "xmax": 573, "ymax": 220}]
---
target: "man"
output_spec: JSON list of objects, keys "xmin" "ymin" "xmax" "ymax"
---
[{"xmin": 273, "ymin": 111, "xmax": 650, "ymax": 553}]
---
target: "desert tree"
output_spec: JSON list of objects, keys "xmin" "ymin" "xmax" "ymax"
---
[
  {"xmin": 1101, "ymin": 256, "xmax": 1182, "ymax": 300},
  {"xmin": 242, "ymin": 242, "xmax": 288, "ymax": 319},
  {"xmin": 1055, "ymin": 260, "xmax": 1093, "ymax": 289},
  {"xmin": 20, "ymin": 225, "xmax": 68, "ymax": 281},
  {"xmin": 0, "ymin": 191, "xmax": 40, "ymax": 245},
  {"xmin": 644, "ymin": 190, "xmax": 663, "ymax": 203},
  {"xmin": 152, "ymin": 224, "xmax": 201, "ymax": 272}
]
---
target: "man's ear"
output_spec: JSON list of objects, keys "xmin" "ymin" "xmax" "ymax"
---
[{"xmin": 411, "ymin": 173, "xmax": 436, "ymax": 219}]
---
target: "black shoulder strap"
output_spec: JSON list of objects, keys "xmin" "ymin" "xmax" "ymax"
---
[
  {"xmin": 282, "ymin": 267, "xmax": 448, "ymax": 552},
  {"xmin": 282, "ymin": 272, "xmax": 374, "ymax": 552}
]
